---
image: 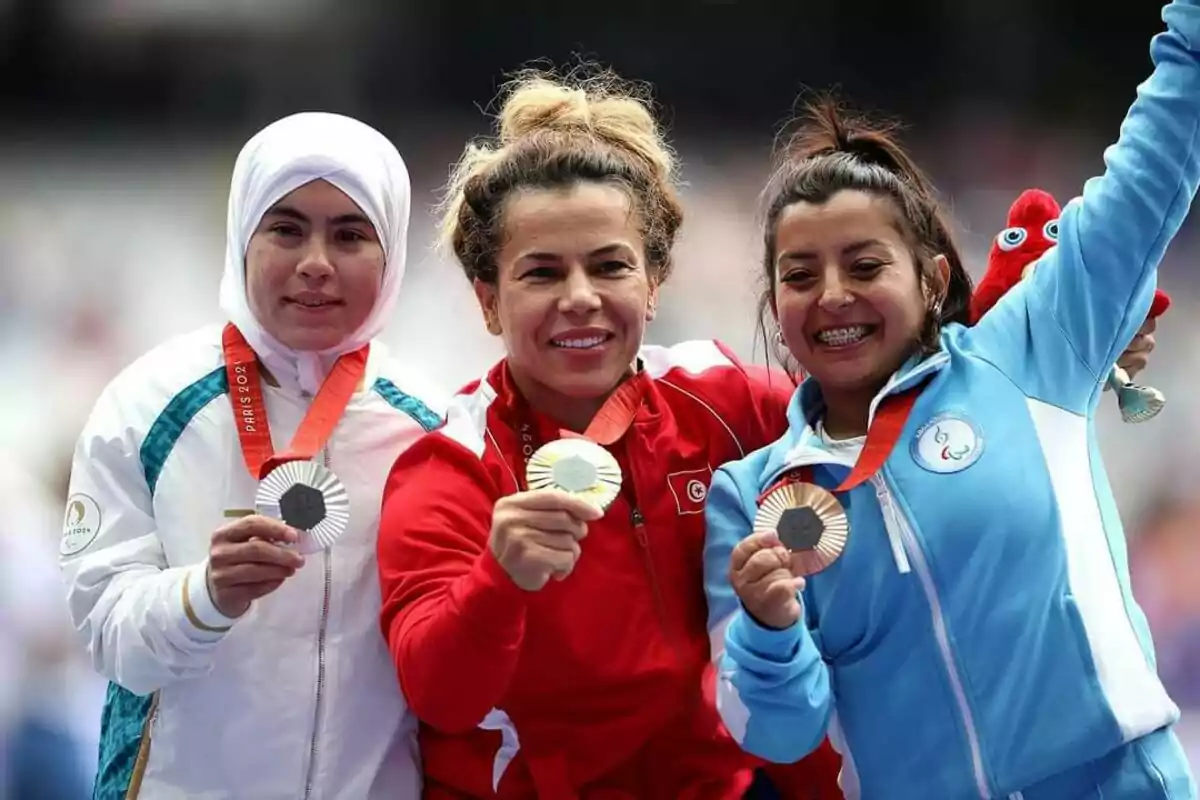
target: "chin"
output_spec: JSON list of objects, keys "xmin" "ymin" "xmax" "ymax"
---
[
  {"xmin": 275, "ymin": 329, "xmax": 347, "ymax": 352},
  {"xmin": 808, "ymin": 360, "xmax": 887, "ymax": 394},
  {"xmin": 547, "ymin": 371, "xmax": 626, "ymax": 401}
]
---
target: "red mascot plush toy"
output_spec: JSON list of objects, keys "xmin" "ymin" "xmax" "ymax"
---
[{"xmin": 971, "ymin": 188, "xmax": 1170, "ymax": 423}]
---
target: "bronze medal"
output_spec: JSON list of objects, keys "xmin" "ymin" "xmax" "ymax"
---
[{"xmin": 754, "ymin": 481, "xmax": 849, "ymax": 576}]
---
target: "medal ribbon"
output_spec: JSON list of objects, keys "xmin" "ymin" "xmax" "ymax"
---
[
  {"xmin": 222, "ymin": 323, "xmax": 369, "ymax": 481},
  {"xmin": 757, "ymin": 384, "xmax": 924, "ymax": 503},
  {"xmin": 513, "ymin": 371, "xmax": 644, "ymax": 491}
]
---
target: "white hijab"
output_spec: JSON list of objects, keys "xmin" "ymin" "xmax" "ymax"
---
[{"xmin": 218, "ymin": 111, "xmax": 411, "ymax": 395}]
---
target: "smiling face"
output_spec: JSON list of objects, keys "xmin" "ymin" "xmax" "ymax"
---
[
  {"xmin": 245, "ymin": 179, "xmax": 384, "ymax": 351},
  {"xmin": 772, "ymin": 189, "xmax": 943, "ymax": 406},
  {"xmin": 473, "ymin": 181, "xmax": 658, "ymax": 427}
]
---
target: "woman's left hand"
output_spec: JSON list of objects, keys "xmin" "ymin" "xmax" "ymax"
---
[{"xmin": 1116, "ymin": 317, "xmax": 1157, "ymax": 381}]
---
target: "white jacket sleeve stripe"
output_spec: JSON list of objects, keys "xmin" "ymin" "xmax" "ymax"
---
[{"xmin": 62, "ymin": 368, "xmax": 234, "ymax": 697}]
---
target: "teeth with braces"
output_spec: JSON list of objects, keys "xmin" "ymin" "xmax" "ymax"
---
[{"xmin": 816, "ymin": 326, "xmax": 869, "ymax": 346}]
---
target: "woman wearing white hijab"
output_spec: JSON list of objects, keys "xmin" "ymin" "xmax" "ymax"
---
[{"xmin": 60, "ymin": 112, "xmax": 443, "ymax": 799}]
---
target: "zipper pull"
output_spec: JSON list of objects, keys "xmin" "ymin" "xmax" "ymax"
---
[
  {"xmin": 871, "ymin": 477, "xmax": 912, "ymax": 574},
  {"xmin": 630, "ymin": 507, "xmax": 649, "ymax": 547}
]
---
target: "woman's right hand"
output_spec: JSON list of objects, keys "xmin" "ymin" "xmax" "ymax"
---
[
  {"xmin": 729, "ymin": 531, "xmax": 807, "ymax": 630},
  {"xmin": 489, "ymin": 490, "xmax": 602, "ymax": 591},
  {"xmin": 207, "ymin": 516, "xmax": 305, "ymax": 618}
]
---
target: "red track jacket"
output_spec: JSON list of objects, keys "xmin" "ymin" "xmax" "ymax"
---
[{"xmin": 378, "ymin": 340, "xmax": 841, "ymax": 798}]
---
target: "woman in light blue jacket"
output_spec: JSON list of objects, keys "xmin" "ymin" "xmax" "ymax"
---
[{"xmin": 703, "ymin": 3, "xmax": 1200, "ymax": 798}]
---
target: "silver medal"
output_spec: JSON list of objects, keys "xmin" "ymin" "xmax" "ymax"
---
[{"xmin": 255, "ymin": 460, "xmax": 350, "ymax": 554}]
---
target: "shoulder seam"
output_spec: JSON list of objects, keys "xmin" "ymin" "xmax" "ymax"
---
[
  {"xmin": 140, "ymin": 365, "xmax": 229, "ymax": 496},
  {"xmin": 658, "ymin": 378, "xmax": 746, "ymax": 458}
]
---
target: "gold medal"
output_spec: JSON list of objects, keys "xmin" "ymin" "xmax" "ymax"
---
[
  {"xmin": 754, "ymin": 481, "xmax": 849, "ymax": 576},
  {"xmin": 526, "ymin": 438, "xmax": 622, "ymax": 513},
  {"xmin": 255, "ymin": 460, "xmax": 351, "ymax": 554}
]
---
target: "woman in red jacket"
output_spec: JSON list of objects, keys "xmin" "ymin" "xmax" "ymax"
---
[{"xmin": 375, "ymin": 68, "xmax": 843, "ymax": 799}]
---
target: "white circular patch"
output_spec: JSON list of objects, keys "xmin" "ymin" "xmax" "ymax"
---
[
  {"xmin": 686, "ymin": 479, "xmax": 707, "ymax": 503},
  {"xmin": 911, "ymin": 414, "xmax": 984, "ymax": 474},
  {"xmin": 61, "ymin": 493, "xmax": 103, "ymax": 556}
]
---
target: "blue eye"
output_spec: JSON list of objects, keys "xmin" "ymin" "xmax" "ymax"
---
[
  {"xmin": 1042, "ymin": 220, "xmax": 1059, "ymax": 242},
  {"xmin": 996, "ymin": 227, "xmax": 1028, "ymax": 251}
]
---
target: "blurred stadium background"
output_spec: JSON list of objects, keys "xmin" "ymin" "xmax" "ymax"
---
[{"xmin": 2, "ymin": 1, "xmax": 1196, "ymax": 795}]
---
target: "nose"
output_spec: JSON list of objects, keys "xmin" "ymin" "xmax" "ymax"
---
[
  {"xmin": 557, "ymin": 267, "xmax": 602, "ymax": 315},
  {"xmin": 296, "ymin": 238, "xmax": 335, "ymax": 281},
  {"xmin": 817, "ymin": 269, "xmax": 854, "ymax": 311}
]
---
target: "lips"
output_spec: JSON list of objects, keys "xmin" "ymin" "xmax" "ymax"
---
[{"xmin": 286, "ymin": 295, "xmax": 342, "ymax": 310}]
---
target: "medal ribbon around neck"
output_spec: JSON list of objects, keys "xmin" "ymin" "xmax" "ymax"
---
[
  {"xmin": 759, "ymin": 384, "xmax": 924, "ymax": 501},
  {"xmin": 517, "ymin": 374, "xmax": 643, "ymax": 512},
  {"xmin": 222, "ymin": 322, "xmax": 369, "ymax": 481},
  {"xmin": 754, "ymin": 383, "xmax": 925, "ymax": 575}
]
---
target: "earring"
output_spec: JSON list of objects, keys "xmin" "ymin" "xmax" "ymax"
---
[
  {"xmin": 931, "ymin": 297, "xmax": 944, "ymax": 319},
  {"xmin": 774, "ymin": 330, "xmax": 785, "ymax": 345}
]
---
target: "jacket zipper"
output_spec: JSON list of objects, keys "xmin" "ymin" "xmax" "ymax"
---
[
  {"xmin": 879, "ymin": 467, "xmax": 990, "ymax": 799},
  {"xmin": 870, "ymin": 476, "xmax": 912, "ymax": 574},
  {"xmin": 303, "ymin": 449, "xmax": 334, "ymax": 800},
  {"xmin": 630, "ymin": 507, "xmax": 670, "ymax": 636}
]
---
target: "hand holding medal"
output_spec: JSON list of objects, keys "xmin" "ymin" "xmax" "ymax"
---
[
  {"xmin": 730, "ymin": 384, "xmax": 926, "ymax": 629},
  {"xmin": 730, "ymin": 479, "xmax": 852, "ymax": 631},
  {"xmin": 753, "ymin": 480, "xmax": 849, "ymax": 577},
  {"xmin": 729, "ymin": 530, "xmax": 809, "ymax": 630},
  {"xmin": 488, "ymin": 488, "xmax": 603, "ymax": 592},
  {"xmin": 207, "ymin": 515, "xmax": 306, "ymax": 618},
  {"xmin": 492, "ymin": 381, "xmax": 634, "ymax": 592}
]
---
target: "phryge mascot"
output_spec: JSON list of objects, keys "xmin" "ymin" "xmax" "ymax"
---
[{"xmin": 970, "ymin": 188, "xmax": 1170, "ymax": 423}]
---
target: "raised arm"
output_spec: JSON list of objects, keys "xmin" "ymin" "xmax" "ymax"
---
[{"xmin": 973, "ymin": 1, "xmax": 1200, "ymax": 410}]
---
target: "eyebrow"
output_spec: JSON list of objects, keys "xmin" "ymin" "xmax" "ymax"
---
[
  {"xmin": 263, "ymin": 205, "xmax": 373, "ymax": 227},
  {"xmin": 779, "ymin": 238, "xmax": 888, "ymax": 262},
  {"xmin": 519, "ymin": 243, "xmax": 635, "ymax": 262}
]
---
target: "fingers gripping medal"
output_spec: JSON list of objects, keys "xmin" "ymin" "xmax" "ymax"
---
[
  {"xmin": 255, "ymin": 461, "xmax": 351, "ymax": 554},
  {"xmin": 526, "ymin": 438, "xmax": 622, "ymax": 513},
  {"xmin": 751, "ymin": 380, "xmax": 928, "ymax": 575},
  {"xmin": 754, "ymin": 480, "xmax": 849, "ymax": 576}
]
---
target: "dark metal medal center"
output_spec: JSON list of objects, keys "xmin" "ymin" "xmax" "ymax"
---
[
  {"xmin": 776, "ymin": 506, "xmax": 825, "ymax": 552},
  {"xmin": 279, "ymin": 484, "xmax": 326, "ymax": 530}
]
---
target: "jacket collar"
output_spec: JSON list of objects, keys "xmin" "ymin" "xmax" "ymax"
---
[{"xmin": 485, "ymin": 358, "xmax": 653, "ymax": 444}]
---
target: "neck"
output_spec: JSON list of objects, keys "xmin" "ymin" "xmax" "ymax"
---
[
  {"xmin": 255, "ymin": 346, "xmax": 369, "ymax": 394},
  {"xmin": 509, "ymin": 368, "xmax": 629, "ymax": 435},
  {"xmin": 819, "ymin": 386, "xmax": 878, "ymax": 439}
]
